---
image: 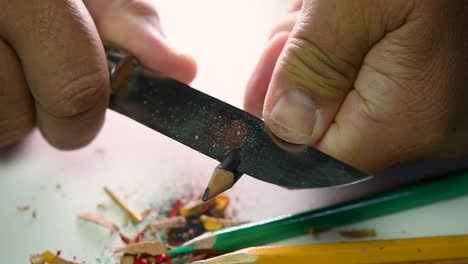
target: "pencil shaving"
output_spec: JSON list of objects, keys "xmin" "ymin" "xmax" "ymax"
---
[
  {"xmin": 104, "ymin": 186, "xmax": 142, "ymax": 222},
  {"xmin": 141, "ymin": 208, "xmax": 158, "ymax": 220},
  {"xmin": 29, "ymin": 254, "xmax": 44, "ymax": 264},
  {"xmin": 120, "ymin": 254, "xmax": 135, "ymax": 264},
  {"xmin": 148, "ymin": 216, "xmax": 186, "ymax": 232},
  {"xmin": 29, "ymin": 251, "xmax": 78, "ymax": 264},
  {"xmin": 17, "ymin": 205, "xmax": 31, "ymax": 212},
  {"xmin": 200, "ymin": 215, "xmax": 248, "ymax": 231},
  {"xmin": 180, "ymin": 198, "xmax": 215, "ymax": 217},
  {"xmin": 78, "ymin": 212, "xmax": 119, "ymax": 232},
  {"xmin": 114, "ymin": 240, "xmax": 167, "ymax": 256},
  {"xmin": 339, "ymin": 228, "xmax": 377, "ymax": 238}
]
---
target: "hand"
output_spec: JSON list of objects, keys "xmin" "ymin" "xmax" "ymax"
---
[
  {"xmin": 0, "ymin": 0, "xmax": 196, "ymax": 149},
  {"xmin": 245, "ymin": 0, "xmax": 468, "ymax": 173}
]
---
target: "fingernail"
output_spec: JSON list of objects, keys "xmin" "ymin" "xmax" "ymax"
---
[{"xmin": 268, "ymin": 90, "xmax": 316, "ymax": 144}]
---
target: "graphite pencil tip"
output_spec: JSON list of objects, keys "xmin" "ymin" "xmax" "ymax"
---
[
  {"xmin": 203, "ymin": 148, "xmax": 243, "ymax": 200},
  {"xmin": 202, "ymin": 187, "xmax": 211, "ymax": 202},
  {"xmin": 203, "ymin": 169, "xmax": 240, "ymax": 201}
]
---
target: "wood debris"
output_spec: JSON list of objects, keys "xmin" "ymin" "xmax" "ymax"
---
[
  {"xmin": 309, "ymin": 227, "xmax": 331, "ymax": 238},
  {"xmin": 211, "ymin": 195, "xmax": 229, "ymax": 217},
  {"xmin": 96, "ymin": 203, "xmax": 108, "ymax": 210},
  {"xmin": 141, "ymin": 208, "xmax": 158, "ymax": 220},
  {"xmin": 29, "ymin": 254, "xmax": 44, "ymax": 264},
  {"xmin": 32, "ymin": 192, "xmax": 236, "ymax": 264},
  {"xmin": 179, "ymin": 198, "xmax": 216, "ymax": 217},
  {"xmin": 104, "ymin": 186, "xmax": 142, "ymax": 222},
  {"xmin": 78, "ymin": 212, "xmax": 119, "ymax": 232},
  {"xmin": 200, "ymin": 215, "xmax": 248, "ymax": 231},
  {"xmin": 120, "ymin": 254, "xmax": 135, "ymax": 264},
  {"xmin": 16, "ymin": 205, "xmax": 31, "ymax": 212},
  {"xmin": 29, "ymin": 251, "xmax": 78, "ymax": 264},
  {"xmin": 339, "ymin": 228, "xmax": 377, "ymax": 238},
  {"xmin": 148, "ymin": 216, "xmax": 187, "ymax": 232},
  {"xmin": 114, "ymin": 240, "xmax": 167, "ymax": 256}
]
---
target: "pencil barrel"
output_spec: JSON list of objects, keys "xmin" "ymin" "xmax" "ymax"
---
[{"xmin": 212, "ymin": 172, "xmax": 468, "ymax": 252}]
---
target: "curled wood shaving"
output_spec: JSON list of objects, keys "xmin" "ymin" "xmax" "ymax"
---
[
  {"xmin": 148, "ymin": 216, "xmax": 187, "ymax": 232},
  {"xmin": 104, "ymin": 186, "xmax": 142, "ymax": 222},
  {"xmin": 78, "ymin": 213, "xmax": 119, "ymax": 232},
  {"xmin": 114, "ymin": 240, "xmax": 167, "ymax": 256}
]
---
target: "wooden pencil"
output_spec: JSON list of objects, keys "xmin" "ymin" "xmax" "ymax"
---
[
  {"xmin": 203, "ymin": 149, "xmax": 243, "ymax": 201},
  {"xmin": 168, "ymin": 171, "xmax": 468, "ymax": 256},
  {"xmin": 192, "ymin": 235, "xmax": 468, "ymax": 264}
]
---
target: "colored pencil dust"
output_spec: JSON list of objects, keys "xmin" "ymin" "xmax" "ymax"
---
[{"xmin": 203, "ymin": 148, "xmax": 243, "ymax": 201}]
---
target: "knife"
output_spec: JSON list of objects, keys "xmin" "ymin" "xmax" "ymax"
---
[{"xmin": 106, "ymin": 48, "xmax": 370, "ymax": 190}]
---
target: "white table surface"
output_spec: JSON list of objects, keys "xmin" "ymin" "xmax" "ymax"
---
[{"xmin": 1, "ymin": 1, "xmax": 468, "ymax": 263}]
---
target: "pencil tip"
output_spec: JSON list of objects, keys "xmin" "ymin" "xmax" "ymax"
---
[
  {"xmin": 202, "ymin": 187, "xmax": 210, "ymax": 202},
  {"xmin": 204, "ymin": 168, "xmax": 240, "ymax": 201}
]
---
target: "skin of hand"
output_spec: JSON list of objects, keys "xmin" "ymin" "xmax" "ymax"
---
[
  {"xmin": 245, "ymin": 0, "xmax": 468, "ymax": 173},
  {"xmin": 0, "ymin": 0, "xmax": 196, "ymax": 150}
]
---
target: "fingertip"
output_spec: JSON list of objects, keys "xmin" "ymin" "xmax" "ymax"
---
[
  {"xmin": 136, "ymin": 34, "xmax": 198, "ymax": 84},
  {"xmin": 289, "ymin": 0, "xmax": 303, "ymax": 12},
  {"xmin": 172, "ymin": 52, "xmax": 198, "ymax": 84}
]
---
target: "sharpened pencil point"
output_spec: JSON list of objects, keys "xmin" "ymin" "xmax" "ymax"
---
[
  {"xmin": 202, "ymin": 187, "xmax": 211, "ymax": 202},
  {"xmin": 204, "ymin": 169, "xmax": 237, "ymax": 200},
  {"xmin": 203, "ymin": 148, "xmax": 243, "ymax": 200}
]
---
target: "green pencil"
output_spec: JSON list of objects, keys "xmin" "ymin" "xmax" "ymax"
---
[{"xmin": 168, "ymin": 171, "xmax": 468, "ymax": 256}]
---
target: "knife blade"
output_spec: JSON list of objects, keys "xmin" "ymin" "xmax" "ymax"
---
[{"xmin": 107, "ymin": 54, "xmax": 370, "ymax": 188}]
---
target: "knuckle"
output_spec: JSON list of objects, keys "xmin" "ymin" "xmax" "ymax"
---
[
  {"xmin": 47, "ymin": 69, "xmax": 109, "ymax": 118},
  {"xmin": 279, "ymin": 36, "xmax": 357, "ymax": 100}
]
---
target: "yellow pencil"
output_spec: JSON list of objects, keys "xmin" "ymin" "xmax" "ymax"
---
[{"xmin": 192, "ymin": 234, "xmax": 468, "ymax": 264}]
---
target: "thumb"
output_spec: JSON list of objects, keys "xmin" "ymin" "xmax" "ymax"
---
[{"xmin": 263, "ymin": 0, "xmax": 378, "ymax": 146}]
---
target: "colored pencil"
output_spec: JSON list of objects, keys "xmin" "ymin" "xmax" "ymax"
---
[
  {"xmin": 192, "ymin": 234, "xmax": 468, "ymax": 264},
  {"xmin": 168, "ymin": 171, "xmax": 468, "ymax": 255}
]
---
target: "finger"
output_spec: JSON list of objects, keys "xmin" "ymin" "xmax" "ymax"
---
[
  {"xmin": 244, "ymin": 32, "xmax": 289, "ymax": 117},
  {"xmin": 267, "ymin": 11, "xmax": 300, "ymax": 40},
  {"xmin": 0, "ymin": 39, "xmax": 35, "ymax": 147},
  {"xmin": 0, "ymin": 0, "xmax": 110, "ymax": 149},
  {"xmin": 86, "ymin": 0, "xmax": 197, "ymax": 84},
  {"xmin": 262, "ymin": 0, "xmax": 387, "ymax": 146},
  {"xmin": 289, "ymin": 0, "xmax": 303, "ymax": 12}
]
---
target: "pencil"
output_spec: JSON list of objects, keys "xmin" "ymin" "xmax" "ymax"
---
[
  {"xmin": 192, "ymin": 234, "xmax": 468, "ymax": 264},
  {"xmin": 203, "ymin": 149, "xmax": 243, "ymax": 201},
  {"xmin": 168, "ymin": 170, "xmax": 468, "ymax": 255}
]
